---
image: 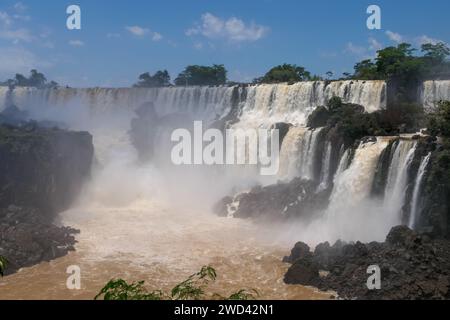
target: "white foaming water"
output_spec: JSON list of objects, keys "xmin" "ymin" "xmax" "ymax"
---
[
  {"xmin": 421, "ymin": 80, "xmax": 450, "ymax": 111},
  {"xmin": 408, "ymin": 152, "xmax": 432, "ymax": 229},
  {"xmin": 317, "ymin": 142, "xmax": 332, "ymax": 191},
  {"xmin": 278, "ymin": 127, "xmax": 323, "ymax": 181},
  {"xmin": 272, "ymin": 138, "xmax": 396, "ymax": 245},
  {"xmin": 0, "ymin": 82, "xmax": 433, "ymax": 299},
  {"xmin": 383, "ymin": 140, "xmax": 417, "ymax": 225}
]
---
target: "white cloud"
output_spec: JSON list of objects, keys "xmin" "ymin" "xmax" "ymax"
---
[
  {"xmin": 386, "ymin": 30, "xmax": 404, "ymax": 44},
  {"xmin": 125, "ymin": 25, "xmax": 162, "ymax": 41},
  {"xmin": 107, "ymin": 33, "xmax": 121, "ymax": 38},
  {"xmin": 186, "ymin": 12, "xmax": 269, "ymax": 42},
  {"xmin": 69, "ymin": 40, "xmax": 85, "ymax": 47},
  {"xmin": 0, "ymin": 27, "xmax": 33, "ymax": 42},
  {"xmin": 152, "ymin": 32, "xmax": 162, "ymax": 41},
  {"xmin": 368, "ymin": 37, "xmax": 383, "ymax": 51},
  {"xmin": 126, "ymin": 25, "xmax": 149, "ymax": 36},
  {"xmin": 0, "ymin": 11, "xmax": 12, "ymax": 26},
  {"xmin": 344, "ymin": 39, "xmax": 381, "ymax": 59},
  {"xmin": 0, "ymin": 47, "xmax": 51, "ymax": 76},
  {"xmin": 12, "ymin": 14, "xmax": 30, "ymax": 21},
  {"xmin": 345, "ymin": 42, "xmax": 367, "ymax": 56},
  {"xmin": 193, "ymin": 42, "xmax": 203, "ymax": 50},
  {"xmin": 14, "ymin": 2, "xmax": 27, "ymax": 12},
  {"xmin": 0, "ymin": 9, "xmax": 33, "ymax": 43},
  {"xmin": 416, "ymin": 35, "xmax": 446, "ymax": 46}
]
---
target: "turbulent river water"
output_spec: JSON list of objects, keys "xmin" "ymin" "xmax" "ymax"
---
[{"xmin": 1, "ymin": 80, "xmax": 446, "ymax": 299}]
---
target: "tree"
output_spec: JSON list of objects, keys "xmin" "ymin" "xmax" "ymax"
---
[
  {"xmin": 353, "ymin": 59, "xmax": 379, "ymax": 79},
  {"xmin": 28, "ymin": 69, "xmax": 47, "ymax": 88},
  {"xmin": 134, "ymin": 70, "xmax": 171, "ymax": 88},
  {"xmin": 428, "ymin": 100, "xmax": 450, "ymax": 137},
  {"xmin": 422, "ymin": 42, "xmax": 450, "ymax": 64},
  {"xmin": 258, "ymin": 64, "xmax": 311, "ymax": 84},
  {"xmin": 174, "ymin": 65, "xmax": 227, "ymax": 86},
  {"xmin": 1, "ymin": 70, "xmax": 58, "ymax": 88},
  {"xmin": 325, "ymin": 71, "xmax": 334, "ymax": 80}
]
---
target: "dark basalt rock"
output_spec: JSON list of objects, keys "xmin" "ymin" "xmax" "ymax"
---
[
  {"xmin": 129, "ymin": 102, "xmax": 159, "ymax": 162},
  {"xmin": 0, "ymin": 205, "xmax": 78, "ymax": 275},
  {"xmin": 0, "ymin": 123, "xmax": 94, "ymax": 217},
  {"xmin": 283, "ymin": 226, "xmax": 450, "ymax": 300},
  {"xmin": 0, "ymin": 121, "xmax": 93, "ymax": 275},
  {"xmin": 214, "ymin": 178, "xmax": 330, "ymax": 220},
  {"xmin": 283, "ymin": 241, "xmax": 312, "ymax": 263}
]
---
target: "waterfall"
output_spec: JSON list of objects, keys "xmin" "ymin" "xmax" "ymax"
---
[
  {"xmin": 383, "ymin": 140, "xmax": 417, "ymax": 224},
  {"xmin": 278, "ymin": 127, "xmax": 323, "ymax": 181},
  {"xmin": 317, "ymin": 142, "xmax": 332, "ymax": 191},
  {"xmin": 307, "ymin": 138, "xmax": 393, "ymax": 243},
  {"xmin": 278, "ymin": 127, "xmax": 308, "ymax": 179},
  {"xmin": 1, "ymin": 80, "xmax": 386, "ymax": 125},
  {"xmin": 329, "ymin": 138, "xmax": 390, "ymax": 210},
  {"xmin": 421, "ymin": 80, "xmax": 450, "ymax": 111},
  {"xmin": 408, "ymin": 152, "xmax": 432, "ymax": 229}
]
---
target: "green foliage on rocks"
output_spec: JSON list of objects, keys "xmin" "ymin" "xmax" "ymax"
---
[
  {"xmin": 424, "ymin": 101, "xmax": 450, "ymax": 237},
  {"xmin": 308, "ymin": 96, "xmax": 425, "ymax": 143}
]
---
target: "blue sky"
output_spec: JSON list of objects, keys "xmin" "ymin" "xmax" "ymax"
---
[{"xmin": 0, "ymin": 0, "xmax": 449, "ymax": 87}]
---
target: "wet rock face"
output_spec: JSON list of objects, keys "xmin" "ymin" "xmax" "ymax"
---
[
  {"xmin": 0, "ymin": 206, "xmax": 78, "ymax": 275},
  {"xmin": 214, "ymin": 178, "xmax": 330, "ymax": 220},
  {"xmin": 0, "ymin": 122, "xmax": 93, "ymax": 275},
  {"xmin": 284, "ymin": 226, "xmax": 450, "ymax": 300},
  {"xmin": 0, "ymin": 124, "xmax": 94, "ymax": 217},
  {"xmin": 129, "ymin": 102, "xmax": 160, "ymax": 162}
]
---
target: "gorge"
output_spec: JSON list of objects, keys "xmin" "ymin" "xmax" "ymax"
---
[{"xmin": 0, "ymin": 79, "xmax": 449, "ymax": 299}]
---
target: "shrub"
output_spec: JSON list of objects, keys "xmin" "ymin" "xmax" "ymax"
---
[{"xmin": 95, "ymin": 266, "xmax": 258, "ymax": 301}]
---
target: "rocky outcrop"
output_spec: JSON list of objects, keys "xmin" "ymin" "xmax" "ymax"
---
[
  {"xmin": 129, "ymin": 102, "xmax": 159, "ymax": 162},
  {"xmin": 214, "ymin": 178, "xmax": 330, "ymax": 220},
  {"xmin": 284, "ymin": 226, "xmax": 450, "ymax": 300},
  {"xmin": 0, "ymin": 120, "xmax": 93, "ymax": 275},
  {"xmin": 0, "ymin": 123, "xmax": 93, "ymax": 217},
  {"xmin": 0, "ymin": 205, "xmax": 78, "ymax": 275}
]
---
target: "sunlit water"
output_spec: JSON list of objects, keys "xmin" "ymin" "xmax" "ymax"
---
[{"xmin": 0, "ymin": 198, "xmax": 330, "ymax": 300}]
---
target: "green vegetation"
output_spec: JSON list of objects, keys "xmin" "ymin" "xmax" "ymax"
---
[
  {"xmin": 174, "ymin": 65, "xmax": 227, "ymax": 86},
  {"xmin": 95, "ymin": 266, "xmax": 258, "ymax": 300},
  {"xmin": 352, "ymin": 42, "xmax": 450, "ymax": 81},
  {"xmin": 133, "ymin": 70, "xmax": 171, "ymax": 88},
  {"xmin": 425, "ymin": 101, "xmax": 450, "ymax": 237},
  {"xmin": 428, "ymin": 100, "xmax": 450, "ymax": 137},
  {"xmin": 0, "ymin": 69, "xmax": 58, "ymax": 89},
  {"xmin": 307, "ymin": 96, "xmax": 424, "ymax": 142},
  {"xmin": 0, "ymin": 256, "xmax": 7, "ymax": 276},
  {"xmin": 127, "ymin": 42, "xmax": 448, "ymax": 88},
  {"xmin": 255, "ymin": 64, "xmax": 313, "ymax": 84}
]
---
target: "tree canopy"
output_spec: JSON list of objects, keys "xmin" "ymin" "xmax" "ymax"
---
[
  {"xmin": 0, "ymin": 70, "xmax": 58, "ymax": 89},
  {"xmin": 256, "ymin": 64, "xmax": 312, "ymax": 84},
  {"xmin": 133, "ymin": 70, "xmax": 171, "ymax": 88},
  {"xmin": 352, "ymin": 42, "xmax": 450, "ymax": 81},
  {"xmin": 174, "ymin": 64, "xmax": 227, "ymax": 86}
]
